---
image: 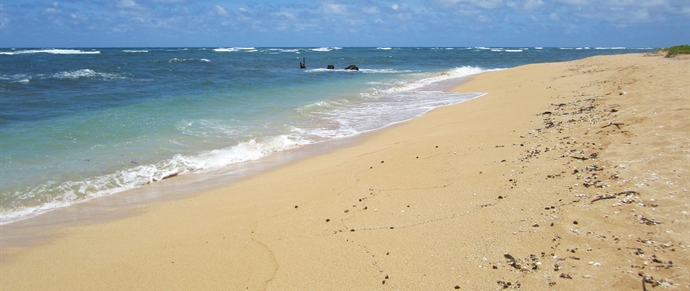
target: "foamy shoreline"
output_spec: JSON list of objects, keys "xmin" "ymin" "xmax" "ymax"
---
[
  {"xmin": 0, "ymin": 64, "xmax": 487, "ymax": 226},
  {"xmin": 1, "ymin": 53, "xmax": 688, "ymax": 290}
]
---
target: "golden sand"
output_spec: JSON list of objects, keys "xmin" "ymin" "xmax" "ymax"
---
[{"xmin": 1, "ymin": 53, "xmax": 688, "ymax": 290}]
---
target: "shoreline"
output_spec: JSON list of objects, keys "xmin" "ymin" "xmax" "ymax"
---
[
  {"xmin": 0, "ymin": 75, "xmax": 479, "ymax": 245},
  {"xmin": 1, "ymin": 53, "xmax": 688, "ymax": 290},
  {"xmin": 0, "ymin": 75, "xmax": 479, "ymax": 229}
]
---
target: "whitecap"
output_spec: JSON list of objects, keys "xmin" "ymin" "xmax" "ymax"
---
[
  {"xmin": 51, "ymin": 69, "xmax": 124, "ymax": 80},
  {"xmin": 311, "ymin": 47, "xmax": 332, "ymax": 52},
  {"xmin": 214, "ymin": 47, "xmax": 257, "ymax": 52},
  {"xmin": 0, "ymin": 49, "xmax": 100, "ymax": 55}
]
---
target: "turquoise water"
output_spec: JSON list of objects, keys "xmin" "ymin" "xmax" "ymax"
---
[{"xmin": 0, "ymin": 46, "xmax": 654, "ymax": 224}]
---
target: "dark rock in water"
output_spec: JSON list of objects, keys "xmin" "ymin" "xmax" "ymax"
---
[
  {"xmin": 327, "ymin": 65, "xmax": 335, "ymax": 69},
  {"xmin": 344, "ymin": 65, "xmax": 359, "ymax": 71}
]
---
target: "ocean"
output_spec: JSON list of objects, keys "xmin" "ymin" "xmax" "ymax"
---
[{"xmin": 0, "ymin": 46, "xmax": 654, "ymax": 224}]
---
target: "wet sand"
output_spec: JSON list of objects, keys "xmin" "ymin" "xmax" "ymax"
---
[{"xmin": 1, "ymin": 53, "xmax": 688, "ymax": 290}]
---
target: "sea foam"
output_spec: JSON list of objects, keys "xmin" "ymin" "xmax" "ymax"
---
[{"xmin": 0, "ymin": 49, "xmax": 100, "ymax": 55}]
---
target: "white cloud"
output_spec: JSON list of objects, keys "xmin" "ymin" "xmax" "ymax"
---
[
  {"xmin": 0, "ymin": 4, "xmax": 8, "ymax": 29},
  {"xmin": 554, "ymin": 0, "xmax": 588, "ymax": 5},
  {"xmin": 477, "ymin": 14, "xmax": 491, "ymax": 22},
  {"xmin": 43, "ymin": 7, "xmax": 60, "ymax": 14},
  {"xmin": 362, "ymin": 6, "xmax": 380, "ymax": 14},
  {"xmin": 475, "ymin": 0, "xmax": 503, "ymax": 9},
  {"xmin": 392, "ymin": 4, "xmax": 399, "ymax": 10},
  {"xmin": 214, "ymin": 4, "xmax": 228, "ymax": 16},
  {"xmin": 117, "ymin": 0, "xmax": 138, "ymax": 9},
  {"xmin": 321, "ymin": 2, "xmax": 348, "ymax": 14},
  {"xmin": 632, "ymin": 8, "xmax": 650, "ymax": 20},
  {"xmin": 433, "ymin": 0, "xmax": 503, "ymax": 9},
  {"xmin": 549, "ymin": 12, "xmax": 560, "ymax": 20},
  {"xmin": 523, "ymin": 0, "xmax": 544, "ymax": 10},
  {"xmin": 275, "ymin": 11, "xmax": 296, "ymax": 19}
]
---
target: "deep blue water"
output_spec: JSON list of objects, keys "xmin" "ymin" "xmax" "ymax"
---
[{"xmin": 0, "ymin": 46, "xmax": 654, "ymax": 224}]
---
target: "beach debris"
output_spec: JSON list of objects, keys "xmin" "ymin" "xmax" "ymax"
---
[
  {"xmin": 634, "ymin": 214, "xmax": 661, "ymax": 225},
  {"xmin": 496, "ymin": 280, "xmax": 511, "ymax": 289},
  {"xmin": 160, "ymin": 172, "xmax": 178, "ymax": 180},
  {"xmin": 504, "ymin": 254, "xmax": 520, "ymax": 269},
  {"xmin": 601, "ymin": 122, "xmax": 624, "ymax": 129},
  {"xmin": 590, "ymin": 190, "xmax": 640, "ymax": 204}
]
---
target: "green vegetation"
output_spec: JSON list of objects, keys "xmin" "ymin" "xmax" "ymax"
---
[{"xmin": 656, "ymin": 45, "xmax": 690, "ymax": 58}]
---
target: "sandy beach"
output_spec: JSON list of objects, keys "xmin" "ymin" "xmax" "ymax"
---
[{"xmin": 1, "ymin": 53, "xmax": 688, "ymax": 290}]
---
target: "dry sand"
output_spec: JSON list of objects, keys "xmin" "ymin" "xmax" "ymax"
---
[{"xmin": 1, "ymin": 53, "xmax": 688, "ymax": 290}]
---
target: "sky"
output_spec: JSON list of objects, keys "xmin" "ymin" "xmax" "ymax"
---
[{"xmin": 0, "ymin": 0, "xmax": 688, "ymax": 48}]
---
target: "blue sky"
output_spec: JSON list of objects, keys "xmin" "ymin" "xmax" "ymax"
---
[{"xmin": 1, "ymin": 0, "xmax": 688, "ymax": 48}]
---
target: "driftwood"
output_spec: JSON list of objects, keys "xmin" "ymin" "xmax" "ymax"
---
[
  {"xmin": 602, "ymin": 122, "xmax": 624, "ymax": 129},
  {"xmin": 590, "ymin": 190, "xmax": 640, "ymax": 204}
]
